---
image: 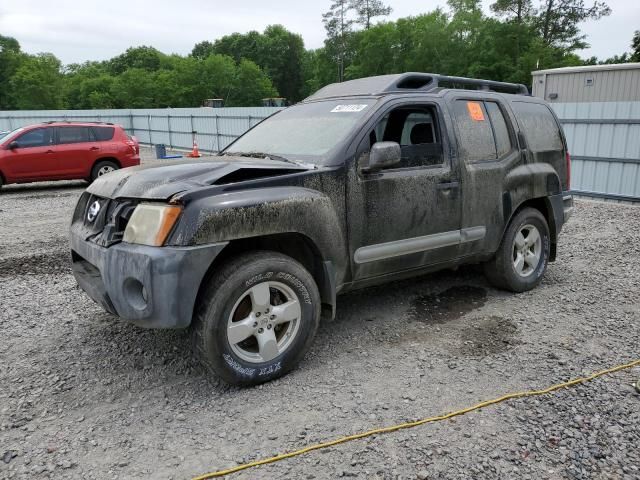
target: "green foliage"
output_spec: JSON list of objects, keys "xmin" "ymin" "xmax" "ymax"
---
[
  {"xmin": 9, "ymin": 53, "xmax": 64, "ymax": 109},
  {"xmin": 632, "ymin": 31, "xmax": 640, "ymax": 62},
  {"xmin": 537, "ymin": 0, "xmax": 611, "ymax": 50},
  {"xmin": 197, "ymin": 26, "xmax": 306, "ymax": 102},
  {"xmin": 227, "ymin": 59, "xmax": 278, "ymax": 106},
  {"xmin": 0, "ymin": 35, "xmax": 22, "ymax": 109}
]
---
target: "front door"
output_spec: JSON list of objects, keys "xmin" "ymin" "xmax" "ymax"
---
[
  {"xmin": 347, "ymin": 100, "xmax": 466, "ymax": 281},
  {"xmin": 5, "ymin": 127, "xmax": 57, "ymax": 181}
]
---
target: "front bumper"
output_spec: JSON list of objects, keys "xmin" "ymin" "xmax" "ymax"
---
[{"xmin": 70, "ymin": 231, "xmax": 226, "ymax": 328}]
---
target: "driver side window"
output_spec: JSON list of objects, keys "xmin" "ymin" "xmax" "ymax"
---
[
  {"xmin": 361, "ymin": 105, "xmax": 444, "ymax": 170},
  {"xmin": 15, "ymin": 128, "xmax": 53, "ymax": 149}
]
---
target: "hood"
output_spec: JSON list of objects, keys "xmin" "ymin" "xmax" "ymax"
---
[{"xmin": 86, "ymin": 156, "xmax": 311, "ymax": 200}]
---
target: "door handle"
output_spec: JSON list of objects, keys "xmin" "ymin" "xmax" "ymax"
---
[
  {"xmin": 436, "ymin": 181, "xmax": 460, "ymax": 190},
  {"xmin": 45, "ymin": 150, "xmax": 55, "ymax": 154},
  {"xmin": 89, "ymin": 146, "xmax": 100, "ymax": 151}
]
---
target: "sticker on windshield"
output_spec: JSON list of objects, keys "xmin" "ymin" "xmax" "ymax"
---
[{"xmin": 331, "ymin": 104, "xmax": 369, "ymax": 113}]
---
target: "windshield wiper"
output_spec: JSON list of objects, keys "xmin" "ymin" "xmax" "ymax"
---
[{"xmin": 222, "ymin": 151, "xmax": 300, "ymax": 166}]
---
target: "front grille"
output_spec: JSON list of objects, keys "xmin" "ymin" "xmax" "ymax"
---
[{"xmin": 74, "ymin": 194, "xmax": 136, "ymax": 247}]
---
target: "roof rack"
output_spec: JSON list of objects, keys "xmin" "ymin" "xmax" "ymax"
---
[
  {"xmin": 41, "ymin": 121, "xmax": 114, "ymax": 125},
  {"xmin": 305, "ymin": 72, "xmax": 529, "ymax": 101}
]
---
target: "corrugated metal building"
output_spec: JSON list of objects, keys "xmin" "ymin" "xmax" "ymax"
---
[
  {"xmin": 531, "ymin": 63, "xmax": 640, "ymax": 202},
  {"xmin": 532, "ymin": 63, "xmax": 640, "ymax": 103}
]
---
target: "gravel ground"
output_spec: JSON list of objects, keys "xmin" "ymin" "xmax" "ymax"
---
[{"xmin": 1, "ymin": 150, "xmax": 639, "ymax": 479}]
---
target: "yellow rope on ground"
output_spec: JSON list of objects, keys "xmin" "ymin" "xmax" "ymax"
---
[{"xmin": 192, "ymin": 358, "xmax": 640, "ymax": 480}]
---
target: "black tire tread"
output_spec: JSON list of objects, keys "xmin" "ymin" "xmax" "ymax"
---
[
  {"xmin": 484, "ymin": 207, "xmax": 549, "ymax": 292},
  {"xmin": 190, "ymin": 250, "xmax": 320, "ymax": 386}
]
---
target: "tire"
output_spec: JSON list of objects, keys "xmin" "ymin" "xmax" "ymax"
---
[
  {"xmin": 484, "ymin": 207, "xmax": 550, "ymax": 293},
  {"xmin": 90, "ymin": 160, "xmax": 119, "ymax": 181},
  {"xmin": 191, "ymin": 251, "xmax": 321, "ymax": 386}
]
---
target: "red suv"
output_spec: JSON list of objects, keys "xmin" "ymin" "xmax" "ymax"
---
[{"xmin": 0, "ymin": 122, "xmax": 140, "ymax": 188}]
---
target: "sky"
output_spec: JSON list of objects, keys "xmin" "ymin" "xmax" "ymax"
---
[{"xmin": 0, "ymin": 0, "xmax": 637, "ymax": 65}]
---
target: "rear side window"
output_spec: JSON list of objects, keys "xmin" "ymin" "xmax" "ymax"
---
[
  {"xmin": 91, "ymin": 127, "xmax": 115, "ymax": 141},
  {"xmin": 485, "ymin": 102, "xmax": 512, "ymax": 158},
  {"xmin": 58, "ymin": 126, "xmax": 91, "ymax": 144},
  {"xmin": 511, "ymin": 102, "xmax": 563, "ymax": 152},
  {"xmin": 15, "ymin": 128, "xmax": 52, "ymax": 148},
  {"xmin": 452, "ymin": 100, "xmax": 496, "ymax": 162}
]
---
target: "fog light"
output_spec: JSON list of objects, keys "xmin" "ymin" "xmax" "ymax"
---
[{"xmin": 123, "ymin": 278, "xmax": 148, "ymax": 311}]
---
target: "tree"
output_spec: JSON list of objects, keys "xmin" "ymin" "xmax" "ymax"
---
[
  {"xmin": 351, "ymin": 0, "xmax": 392, "ymax": 29},
  {"xmin": 259, "ymin": 25, "xmax": 306, "ymax": 101},
  {"xmin": 631, "ymin": 30, "xmax": 640, "ymax": 62},
  {"xmin": 323, "ymin": 0, "xmax": 356, "ymax": 82},
  {"xmin": 108, "ymin": 46, "xmax": 164, "ymax": 75},
  {"xmin": 9, "ymin": 53, "xmax": 64, "ymax": 109},
  {"xmin": 110, "ymin": 68, "xmax": 156, "ymax": 108},
  {"xmin": 227, "ymin": 59, "xmax": 278, "ymax": 106},
  {"xmin": 490, "ymin": 0, "xmax": 533, "ymax": 23},
  {"xmin": 0, "ymin": 35, "xmax": 22, "ymax": 109},
  {"xmin": 537, "ymin": 0, "xmax": 611, "ymax": 50},
  {"xmin": 191, "ymin": 41, "xmax": 216, "ymax": 60}
]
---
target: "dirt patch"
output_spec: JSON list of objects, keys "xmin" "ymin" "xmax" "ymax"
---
[
  {"xmin": 458, "ymin": 315, "xmax": 519, "ymax": 357},
  {"xmin": 408, "ymin": 285, "xmax": 487, "ymax": 324},
  {"xmin": 0, "ymin": 251, "xmax": 71, "ymax": 277}
]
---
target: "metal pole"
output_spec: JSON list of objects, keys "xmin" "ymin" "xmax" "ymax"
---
[
  {"xmin": 214, "ymin": 115, "xmax": 220, "ymax": 152},
  {"xmin": 129, "ymin": 112, "xmax": 134, "ymax": 137},
  {"xmin": 167, "ymin": 114, "xmax": 172, "ymax": 149},
  {"xmin": 147, "ymin": 115, "xmax": 152, "ymax": 145},
  {"xmin": 8, "ymin": 116, "xmax": 13, "ymax": 130},
  {"xmin": 189, "ymin": 115, "xmax": 196, "ymax": 152}
]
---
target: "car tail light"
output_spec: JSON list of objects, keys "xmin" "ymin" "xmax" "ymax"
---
[
  {"xmin": 126, "ymin": 136, "xmax": 140, "ymax": 155},
  {"xmin": 566, "ymin": 151, "xmax": 571, "ymax": 190}
]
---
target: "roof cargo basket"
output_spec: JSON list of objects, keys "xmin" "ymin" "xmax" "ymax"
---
[
  {"xmin": 305, "ymin": 72, "xmax": 529, "ymax": 101},
  {"xmin": 390, "ymin": 73, "xmax": 529, "ymax": 95}
]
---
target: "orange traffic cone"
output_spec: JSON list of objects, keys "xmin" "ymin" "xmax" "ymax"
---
[{"xmin": 187, "ymin": 139, "xmax": 201, "ymax": 158}]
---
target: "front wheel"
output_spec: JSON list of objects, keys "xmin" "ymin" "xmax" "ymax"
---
[
  {"xmin": 191, "ymin": 251, "xmax": 321, "ymax": 386},
  {"xmin": 484, "ymin": 207, "xmax": 550, "ymax": 292}
]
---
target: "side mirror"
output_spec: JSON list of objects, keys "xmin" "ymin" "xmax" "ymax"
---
[
  {"xmin": 362, "ymin": 141, "xmax": 401, "ymax": 173},
  {"xmin": 8, "ymin": 141, "xmax": 18, "ymax": 150}
]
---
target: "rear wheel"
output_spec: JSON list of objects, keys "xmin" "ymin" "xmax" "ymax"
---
[
  {"xmin": 90, "ymin": 160, "xmax": 119, "ymax": 181},
  {"xmin": 191, "ymin": 251, "xmax": 320, "ymax": 386},
  {"xmin": 484, "ymin": 207, "xmax": 550, "ymax": 292}
]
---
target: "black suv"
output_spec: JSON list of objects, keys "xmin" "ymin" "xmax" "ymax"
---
[{"xmin": 70, "ymin": 73, "xmax": 573, "ymax": 385}]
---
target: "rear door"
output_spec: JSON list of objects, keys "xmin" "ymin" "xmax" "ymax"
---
[
  {"xmin": 4, "ymin": 127, "xmax": 57, "ymax": 180},
  {"xmin": 510, "ymin": 101, "xmax": 568, "ymax": 191},
  {"xmin": 447, "ymin": 93, "xmax": 522, "ymax": 258},
  {"xmin": 55, "ymin": 126, "xmax": 99, "ymax": 178}
]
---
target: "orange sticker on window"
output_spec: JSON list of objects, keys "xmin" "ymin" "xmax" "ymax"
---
[{"xmin": 466, "ymin": 101, "xmax": 485, "ymax": 121}]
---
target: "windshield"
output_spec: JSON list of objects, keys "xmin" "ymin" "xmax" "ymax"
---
[
  {"xmin": 224, "ymin": 99, "xmax": 377, "ymax": 165},
  {"xmin": 0, "ymin": 127, "xmax": 24, "ymax": 144}
]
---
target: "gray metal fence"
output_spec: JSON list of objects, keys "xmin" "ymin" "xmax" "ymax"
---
[
  {"xmin": 1, "ymin": 103, "xmax": 639, "ymax": 201},
  {"xmin": 0, "ymin": 107, "xmax": 283, "ymax": 153},
  {"xmin": 552, "ymin": 101, "xmax": 640, "ymax": 202}
]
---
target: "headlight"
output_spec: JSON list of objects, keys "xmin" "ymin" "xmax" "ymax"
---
[{"xmin": 123, "ymin": 203, "xmax": 182, "ymax": 246}]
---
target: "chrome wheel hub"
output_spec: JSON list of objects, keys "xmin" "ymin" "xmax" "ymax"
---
[
  {"xmin": 226, "ymin": 281, "xmax": 301, "ymax": 364},
  {"xmin": 512, "ymin": 224, "xmax": 542, "ymax": 277},
  {"xmin": 98, "ymin": 165, "xmax": 115, "ymax": 176}
]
